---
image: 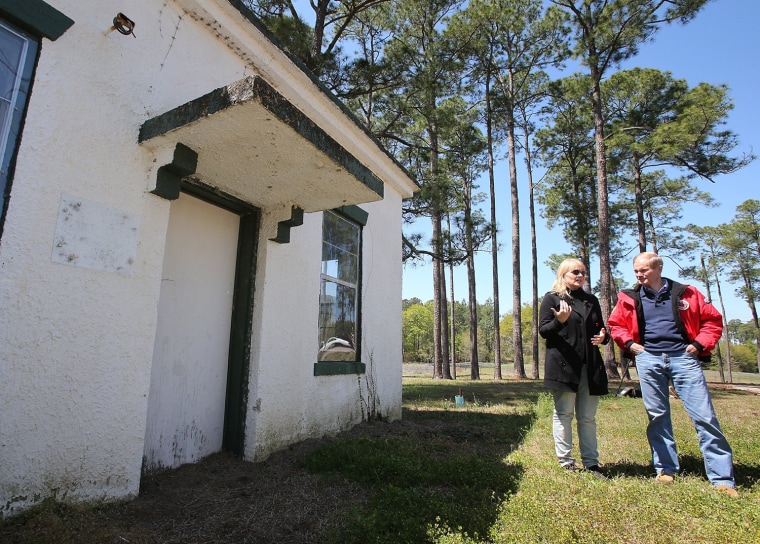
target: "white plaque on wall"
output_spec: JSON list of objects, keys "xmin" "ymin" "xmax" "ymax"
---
[{"xmin": 51, "ymin": 193, "xmax": 140, "ymax": 276}]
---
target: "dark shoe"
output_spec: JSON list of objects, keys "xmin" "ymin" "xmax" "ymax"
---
[{"xmin": 585, "ymin": 465, "xmax": 609, "ymax": 480}]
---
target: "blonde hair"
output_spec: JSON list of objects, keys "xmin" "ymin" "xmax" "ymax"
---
[
  {"xmin": 551, "ymin": 258, "xmax": 586, "ymax": 298},
  {"xmin": 634, "ymin": 251, "xmax": 663, "ymax": 269}
]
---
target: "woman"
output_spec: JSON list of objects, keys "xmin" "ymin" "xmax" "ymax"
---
[{"xmin": 539, "ymin": 258, "xmax": 609, "ymax": 477}]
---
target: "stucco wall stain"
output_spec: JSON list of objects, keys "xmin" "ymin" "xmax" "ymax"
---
[
  {"xmin": 1, "ymin": 470, "xmax": 138, "ymax": 515},
  {"xmin": 3, "ymin": 495, "xmax": 30, "ymax": 516},
  {"xmin": 51, "ymin": 194, "xmax": 140, "ymax": 275},
  {"xmin": 143, "ymin": 421, "xmax": 212, "ymax": 475}
]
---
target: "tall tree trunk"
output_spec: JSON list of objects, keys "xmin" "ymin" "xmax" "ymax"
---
[
  {"xmin": 710, "ymin": 250, "xmax": 733, "ymax": 383},
  {"xmin": 448, "ymin": 213, "xmax": 457, "ymax": 379},
  {"xmin": 751, "ymin": 301, "xmax": 760, "ymax": 374},
  {"xmin": 739, "ymin": 270, "xmax": 760, "ymax": 373},
  {"xmin": 310, "ymin": 0, "xmax": 328, "ymax": 69},
  {"xmin": 430, "ymin": 123, "xmax": 447, "ymax": 379},
  {"xmin": 506, "ymin": 73, "xmax": 525, "ymax": 379},
  {"xmin": 748, "ymin": 293, "xmax": 760, "ymax": 374},
  {"xmin": 589, "ymin": 62, "xmax": 616, "ymax": 377},
  {"xmin": 524, "ymin": 129, "xmax": 539, "ymax": 380},
  {"xmin": 700, "ymin": 254, "xmax": 724, "ymax": 383},
  {"xmin": 432, "ymin": 214, "xmax": 443, "ymax": 379},
  {"xmin": 439, "ymin": 254, "xmax": 452, "ymax": 379},
  {"xmin": 467, "ymin": 233, "xmax": 480, "ymax": 380},
  {"xmin": 633, "ymin": 152, "xmax": 647, "ymax": 252},
  {"xmin": 463, "ymin": 170, "xmax": 480, "ymax": 380},
  {"xmin": 486, "ymin": 78, "xmax": 502, "ymax": 380},
  {"xmin": 647, "ymin": 211, "xmax": 659, "ymax": 253}
]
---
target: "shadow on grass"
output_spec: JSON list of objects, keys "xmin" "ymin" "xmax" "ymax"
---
[
  {"xmin": 707, "ymin": 387, "xmax": 756, "ymax": 400},
  {"xmin": 300, "ymin": 380, "xmax": 543, "ymax": 544},
  {"xmin": 678, "ymin": 454, "xmax": 760, "ymax": 488},
  {"xmin": 597, "ymin": 453, "xmax": 760, "ymax": 489}
]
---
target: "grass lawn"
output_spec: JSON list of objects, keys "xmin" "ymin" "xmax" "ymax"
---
[
  {"xmin": 310, "ymin": 373, "xmax": 760, "ymax": 543},
  {"xmin": 2, "ymin": 372, "xmax": 759, "ymax": 543}
]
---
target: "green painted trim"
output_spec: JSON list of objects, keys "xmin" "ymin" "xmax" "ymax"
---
[
  {"xmin": 181, "ymin": 178, "xmax": 256, "ymax": 215},
  {"xmin": 139, "ymin": 77, "xmax": 383, "ymax": 199},
  {"xmin": 223, "ymin": 211, "xmax": 259, "ymax": 456},
  {"xmin": 0, "ymin": 0, "xmax": 74, "ymax": 40},
  {"xmin": 269, "ymin": 205, "xmax": 303, "ymax": 244},
  {"xmin": 153, "ymin": 166, "xmax": 182, "ymax": 200},
  {"xmin": 314, "ymin": 361, "xmax": 366, "ymax": 376},
  {"xmin": 335, "ymin": 205, "xmax": 368, "ymax": 226},
  {"xmin": 152, "ymin": 143, "xmax": 198, "ymax": 201}
]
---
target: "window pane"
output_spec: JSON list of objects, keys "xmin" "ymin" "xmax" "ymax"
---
[
  {"xmin": 318, "ymin": 280, "xmax": 357, "ymax": 361},
  {"xmin": 0, "ymin": 29, "xmax": 25, "ymax": 101},
  {"xmin": 322, "ymin": 212, "xmax": 359, "ymax": 255},
  {"xmin": 321, "ymin": 240, "xmax": 357, "ymax": 284},
  {"xmin": 321, "ymin": 212, "xmax": 359, "ymax": 284}
]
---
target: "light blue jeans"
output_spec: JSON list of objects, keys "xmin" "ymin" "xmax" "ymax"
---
[
  {"xmin": 552, "ymin": 365, "xmax": 600, "ymax": 468},
  {"xmin": 636, "ymin": 349, "xmax": 735, "ymax": 487}
]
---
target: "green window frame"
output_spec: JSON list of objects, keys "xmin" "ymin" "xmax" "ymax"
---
[
  {"xmin": 0, "ymin": 1, "xmax": 73, "ymax": 238},
  {"xmin": 0, "ymin": 19, "xmax": 37, "ymax": 237},
  {"xmin": 315, "ymin": 207, "xmax": 367, "ymax": 376}
]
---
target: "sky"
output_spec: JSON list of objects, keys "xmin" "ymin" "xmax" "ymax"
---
[{"xmin": 401, "ymin": 0, "xmax": 760, "ymax": 323}]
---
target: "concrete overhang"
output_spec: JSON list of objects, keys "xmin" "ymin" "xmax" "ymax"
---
[{"xmin": 138, "ymin": 76, "xmax": 383, "ymax": 212}]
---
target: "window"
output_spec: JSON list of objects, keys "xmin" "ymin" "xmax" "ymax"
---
[
  {"xmin": 0, "ymin": 20, "xmax": 38, "ymax": 234},
  {"xmin": 318, "ymin": 210, "xmax": 361, "ymax": 364}
]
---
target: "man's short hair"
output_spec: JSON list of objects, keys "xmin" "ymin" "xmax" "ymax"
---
[{"xmin": 634, "ymin": 251, "xmax": 663, "ymax": 269}]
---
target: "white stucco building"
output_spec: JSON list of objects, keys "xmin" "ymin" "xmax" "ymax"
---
[{"xmin": 0, "ymin": 0, "xmax": 417, "ymax": 517}]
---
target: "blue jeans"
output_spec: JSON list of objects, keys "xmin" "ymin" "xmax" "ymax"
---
[
  {"xmin": 552, "ymin": 365, "xmax": 600, "ymax": 467},
  {"xmin": 636, "ymin": 349, "xmax": 735, "ymax": 487}
]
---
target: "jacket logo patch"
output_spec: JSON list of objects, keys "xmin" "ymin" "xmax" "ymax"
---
[{"xmin": 678, "ymin": 299, "xmax": 690, "ymax": 311}]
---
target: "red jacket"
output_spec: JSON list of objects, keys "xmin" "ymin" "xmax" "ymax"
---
[{"xmin": 608, "ymin": 280, "xmax": 723, "ymax": 360}]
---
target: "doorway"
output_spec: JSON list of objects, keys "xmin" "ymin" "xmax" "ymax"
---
[{"xmin": 143, "ymin": 186, "xmax": 258, "ymax": 473}]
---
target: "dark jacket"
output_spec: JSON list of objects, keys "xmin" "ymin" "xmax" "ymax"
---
[{"xmin": 539, "ymin": 289, "xmax": 609, "ymax": 395}]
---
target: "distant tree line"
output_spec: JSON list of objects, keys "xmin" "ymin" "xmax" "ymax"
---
[{"xmin": 403, "ymin": 295, "xmax": 760, "ymax": 376}]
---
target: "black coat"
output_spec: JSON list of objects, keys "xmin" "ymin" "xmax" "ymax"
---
[{"xmin": 539, "ymin": 289, "xmax": 609, "ymax": 395}]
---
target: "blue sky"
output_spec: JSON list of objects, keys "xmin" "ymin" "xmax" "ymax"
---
[{"xmin": 402, "ymin": 0, "xmax": 760, "ymax": 323}]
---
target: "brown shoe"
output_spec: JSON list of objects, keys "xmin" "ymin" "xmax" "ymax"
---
[
  {"xmin": 716, "ymin": 485, "xmax": 739, "ymax": 498},
  {"xmin": 655, "ymin": 473, "xmax": 675, "ymax": 483}
]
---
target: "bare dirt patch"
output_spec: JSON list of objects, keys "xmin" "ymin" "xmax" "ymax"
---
[{"xmin": 0, "ymin": 419, "xmax": 447, "ymax": 544}]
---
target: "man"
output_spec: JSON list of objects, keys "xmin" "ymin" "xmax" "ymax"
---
[{"xmin": 608, "ymin": 252, "xmax": 737, "ymax": 497}]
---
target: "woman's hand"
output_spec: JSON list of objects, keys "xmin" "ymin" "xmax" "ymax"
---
[
  {"xmin": 551, "ymin": 300, "xmax": 572, "ymax": 323},
  {"xmin": 591, "ymin": 328, "xmax": 606, "ymax": 346}
]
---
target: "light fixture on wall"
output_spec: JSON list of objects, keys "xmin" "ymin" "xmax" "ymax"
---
[{"xmin": 107, "ymin": 13, "xmax": 136, "ymax": 38}]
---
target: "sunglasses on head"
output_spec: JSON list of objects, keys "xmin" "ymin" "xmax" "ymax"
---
[{"xmin": 569, "ymin": 269, "xmax": 586, "ymax": 276}]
